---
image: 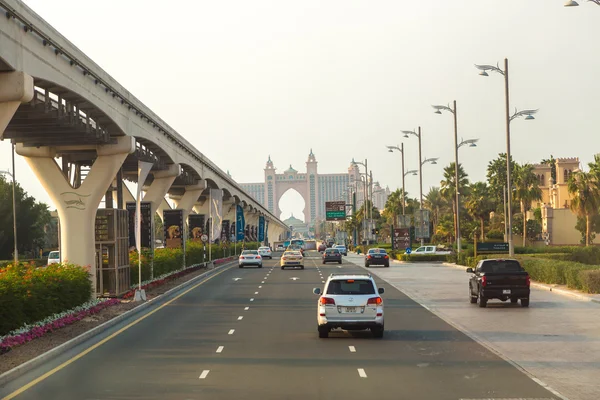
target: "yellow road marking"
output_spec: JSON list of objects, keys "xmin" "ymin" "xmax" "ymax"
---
[{"xmin": 2, "ymin": 265, "xmax": 234, "ymax": 400}]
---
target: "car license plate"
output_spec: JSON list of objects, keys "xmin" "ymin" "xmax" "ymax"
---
[
  {"xmin": 503, "ymin": 289, "xmax": 511, "ymax": 294},
  {"xmin": 345, "ymin": 307, "xmax": 356, "ymax": 313}
]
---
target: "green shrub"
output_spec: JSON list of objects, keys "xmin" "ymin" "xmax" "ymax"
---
[
  {"xmin": 153, "ymin": 248, "xmax": 183, "ymax": 277},
  {"xmin": 0, "ymin": 262, "xmax": 92, "ymax": 335},
  {"xmin": 399, "ymin": 254, "xmax": 448, "ymax": 262},
  {"xmin": 579, "ymin": 270, "xmax": 600, "ymax": 294},
  {"xmin": 486, "ymin": 230, "xmax": 504, "ymax": 240},
  {"xmin": 0, "ymin": 259, "xmax": 47, "ymax": 268}
]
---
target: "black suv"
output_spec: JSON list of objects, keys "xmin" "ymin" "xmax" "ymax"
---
[
  {"xmin": 365, "ymin": 248, "xmax": 390, "ymax": 268},
  {"xmin": 322, "ymin": 248, "xmax": 342, "ymax": 264}
]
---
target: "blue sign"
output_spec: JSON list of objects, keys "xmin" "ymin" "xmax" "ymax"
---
[
  {"xmin": 258, "ymin": 216, "xmax": 265, "ymax": 242},
  {"xmin": 405, "ymin": 247, "xmax": 412, "ymax": 254},
  {"xmin": 236, "ymin": 205, "xmax": 245, "ymax": 241}
]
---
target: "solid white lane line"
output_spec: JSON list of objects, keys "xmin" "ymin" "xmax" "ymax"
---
[
  {"xmin": 357, "ymin": 368, "xmax": 367, "ymax": 378},
  {"xmin": 199, "ymin": 370, "xmax": 210, "ymax": 379},
  {"xmin": 238, "ymin": 316, "xmax": 243, "ymax": 320},
  {"xmin": 250, "ymin": 298, "xmax": 254, "ymax": 301},
  {"xmin": 216, "ymin": 346, "xmax": 224, "ymax": 353},
  {"xmin": 349, "ymin": 346, "xmax": 356, "ymax": 353},
  {"xmin": 228, "ymin": 329, "xmax": 235, "ymax": 335},
  {"xmin": 244, "ymin": 307, "xmax": 249, "ymax": 310}
]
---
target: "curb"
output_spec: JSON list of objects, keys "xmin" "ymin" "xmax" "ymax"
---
[
  {"xmin": 0, "ymin": 260, "xmax": 236, "ymax": 387},
  {"xmin": 441, "ymin": 262, "xmax": 600, "ymax": 305}
]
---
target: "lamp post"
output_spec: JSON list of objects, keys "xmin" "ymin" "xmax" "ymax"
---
[
  {"xmin": 386, "ymin": 144, "xmax": 406, "ymax": 216},
  {"xmin": 475, "ymin": 59, "xmax": 538, "ymax": 256},
  {"xmin": 0, "ymin": 142, "xmax": 18, "ymax": 265},
  {"xmin": 564, "ymin": 0, "xmax": 600, "ymax": 6},
  {"xmin": 402, "ymin": 128, "xmax": 437, "ymax": 245}
]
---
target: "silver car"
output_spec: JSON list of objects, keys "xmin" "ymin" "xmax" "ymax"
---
[
  {"xmin": 238, "ymin": 250, "xmax": 263, "ymax": 268},
  {"xmin": 313, "ymin": 273, "xmax": 385, "ymax": 338}
]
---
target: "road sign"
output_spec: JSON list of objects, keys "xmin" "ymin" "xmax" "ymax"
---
[
  {"xmin": 326, "ymin": 201, "xmax": 346, "ymax": 221},
  {"xmin": 476, "ymin": 242, "xmax": 509, "ymax": 254},
  {"xmin": 414, "ymin": 209, "xmax": 431, "ymax": 239},
  {"xmin": 405, "ymin": 247, "xmax": 412, "ymax": 254},
  {"xmin": 201, "ymin": 234, "xmax": 209, "ymax": 243},
  {"xmin": 392, "ymin": 228, "xmax": 411, "ymax": 251}
]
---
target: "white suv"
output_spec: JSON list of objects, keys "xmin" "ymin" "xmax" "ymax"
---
[
  {"xmin": 258, "ymin": 246, "xmax": 272, "ymax": 259},
  {"xmin": 313, "ymin": 274, "xmax": 385, "ymax": 338}
]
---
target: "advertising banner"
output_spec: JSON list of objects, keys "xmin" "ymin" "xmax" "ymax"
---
[
  {"xmin": 221, "ymin": 220, "xmax": 230, "ymax": 243},
  {"xmin": 258, "ymin": 216, "xmax": 265, "ymax": 242},
  {"xmin": 127, "ymin": 201, "xmax": 152, "ymax": 249},
  {"xmin": 414, "ymin": 209, "xmax": 431, "ymax": 239},
  {"xmin": 210, "ymin": 189, "xmax": 223, "ymax": 244},
  {"xmin": 163, "ymin": 209, "xmax": 184, "ymax": 249},
  {"xmin": 188, "ymin": 214, "xmax": 205, "ymax": 242},
  {"xmin": 236, "ymin": 205, "xmax": 245, "ymax": 241}
]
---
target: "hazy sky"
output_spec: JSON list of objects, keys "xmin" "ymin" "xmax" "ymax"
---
[{"xmin": 2, "ymin": 0, "xmax": 599, "ymax": 222}]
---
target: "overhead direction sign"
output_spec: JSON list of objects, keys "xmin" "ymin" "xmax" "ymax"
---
[{"xmin": 326, "ymin": 201, "xmax": 347, "ymax": 221}]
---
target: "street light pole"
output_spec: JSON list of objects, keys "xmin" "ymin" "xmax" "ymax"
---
[
  {"xmin": 12, "ymin": 142, "xmax": 17, "ymax": 265},
  {"xmin": 401, "ymin": 143, "xmax": 405, "ymax": 216},
  {"xmin": 417, "ymin": 127, "xmax": 423, "ymax": 209},
  {"xmin": 452, "ymin": 101, "xmax": 461, "ymax": 254}
]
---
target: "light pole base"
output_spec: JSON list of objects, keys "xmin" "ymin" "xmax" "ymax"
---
[{"xmin": 133, "ymin": 289, "xmax": 147, "ymax": 302}]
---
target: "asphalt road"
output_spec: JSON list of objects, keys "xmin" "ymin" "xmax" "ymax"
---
[{"xmin": 0, "ymin": 252, "xmax": 559, "ymax": 400}]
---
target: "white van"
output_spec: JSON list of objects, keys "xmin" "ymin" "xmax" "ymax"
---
[{"xmin": 47, "ymin": 251, "xmax": 60, "ymax": 265}]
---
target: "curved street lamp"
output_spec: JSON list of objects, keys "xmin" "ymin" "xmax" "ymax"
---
[
  {"xmin": 387, "ymin": 144, "xmax": 406, "ymax": 216},
  {"xmin": 474, "ymin": 59, "xmax": 538, "ymax": 257},
  {"xmin": 565, "ymin": 0, "xmax": 600, "ymax": 6}
]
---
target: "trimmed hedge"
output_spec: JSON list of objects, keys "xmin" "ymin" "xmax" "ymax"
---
[
  {"xmin": 0, "ymin": 259, "xmax": 46, "ymax": 268},
  {"xmin": 0, "ymin": 262, "xmax": 92, "ymax": 335},
  {"xmin": 579, "ymin": 270, "xmax": 600, "ymax": 294},
  {"xmin": 397, "ymin": 254, "xmax": 448, "ymax": 262}
]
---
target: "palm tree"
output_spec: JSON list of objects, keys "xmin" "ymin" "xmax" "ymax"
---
[
  {"xmin": 568, "ymin": 170, "xmax": 600, "ymax": 246},
  {"xmin": 383, "ymin": 189, "xmax": 403, "ymax": 226},
  {"xmin": 440, "ymin": 162, "xmax": 469, "ymax": 244},
  {"xmin": 465, "ymin": 182, "xmax": 493, "ymax": 240},
  {"xmin": 541, "ymin": 155, "xmax": 557, "ymax": 183},
  {"xmin": 513, "ymin": 163, "xmax": 543, "ymax": 246},
  {"xmin": 424, "ymin": 187, "xmax": 446, "ymax": 230}
]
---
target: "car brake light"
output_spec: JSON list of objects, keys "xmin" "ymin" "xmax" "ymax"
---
[
  {"xmin": 347, "ymin": 279, "xmax": 354, "ymax": 283},
  {"xmin": 240, "ymin": 256, "xmax": 245, "ymax": 260},
  {"xmin": 481, "ymin": 275, "xmax": 487, "ymax": 287},
  {"xmin": 367, "ymin": 297, "xmax": 382, "ymax": 305},
  {"xmin": 257, "ymin": 255, "xmax": 261, "ymax": 259},
  {"xmin": 367, "ymin": 255, "xmax": 372, "ymax": 259},
  {"xmin": 282, "ymin": 257, "xmax": 287, "ymax": 260},
  {"xmin": 526, "ymin": 275, "xmax": 530, "ymax": 286},
  {"xmin": 320, "ymin": 297, "xmax": 335, "ymax": 305},
  {"xmin": 384, "ymin": 255, "xmax": 389, "ymax": 259}
]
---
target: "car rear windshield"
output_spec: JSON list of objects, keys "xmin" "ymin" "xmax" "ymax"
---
[
  {"xmin": 242, "ymin": 250, "xmax": 258, "ymax": 255},
  {"xmin": 326, "ymin": 279, "xmax": 375, "ymax": 295},
  {"xmin": 368, "ymin": 249, "xmax": 386, "ymax": 254},
  {"xmin": 479, "ymin": 260, "xmax": 524, "ymax": 273},
  {"xmin": 48, "ymin": 252, "xmax": 59, "ymax": 259},
  {"xmin": 259, "ymin": 247, "xmax": 270, "ymax": 250},
  {"xmin": 325, "ymin": 249, "xmax": 340, "ymax": 253}
]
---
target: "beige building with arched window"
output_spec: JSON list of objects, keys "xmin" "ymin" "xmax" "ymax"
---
[{"xmin": 531, "ymin": 158, "xmax": 581, "ymax": 245}]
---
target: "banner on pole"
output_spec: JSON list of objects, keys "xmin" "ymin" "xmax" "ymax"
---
[
  {"xmin": 236, "ymin": 205, "xmax": 245, "ymax": 241},
  {"xmin": 210, "ymin": 189, "xmax": 223, "ymax": 243},
  {"xmin": 188, "ymin": 214, "xmax": 205, "ymax": 242},
  {"xmin": 164, "ymin": 209, "xmax": 184, "ymax": 249},
  {"xmin": 135, "ymin": 161, "xmax": 154, "ymax": 251},
  {"xmin": 127, "ymin": 201, "xmax": 152, "ymax": 249},
  {"xmin": 221, "ymin": 220, "xmax": 230, "ymax": 243},
  {"xmin": 414, "ymin": 209, "xmax": 431, "ymax": 239},
  {"xmin": 258, "ymin": 216, "xmax": 265, "ymax": 242}
]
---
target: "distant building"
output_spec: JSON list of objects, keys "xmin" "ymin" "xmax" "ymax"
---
[
  {"xmin": 283, "ymin": 214, "xmax": 310, "ymax": 237},
  {"xmin": 239, "ymin": 150, "xmax": 385, "ymax": 226},
  {"xmin": 532, "ymin": 158, "xmax": 581, "ymax": 245}
]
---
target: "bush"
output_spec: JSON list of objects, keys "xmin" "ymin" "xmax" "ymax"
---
[
  {"xmin": 486, "ymin": 230, "xmax": 504, "ymax": 240},
  {"xmin": 0, "ymin": 259, "xmax": 46, "ymax": 268},
  {"xmin": 579, "ymin": 270, "xmax": 600, "ymax": 294},
  {"xmin": 398, "ymin": 254, "xmax": 448, "ymax": 262},
  {"xmin": 0, "ymin": 262, "xmax": 92, "ymax": 335}
]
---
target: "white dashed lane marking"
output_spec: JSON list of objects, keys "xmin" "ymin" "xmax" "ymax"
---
[
  {"xmin": 349, "ymin": 346, "xmax": 356, "ymax": 353},
  {"xmin": 199, "ymin": 370, "xmax": 210, "ymax": 379},
  {"xmin": 258, "ymin": 286, "xmax": 262, "ymax": 288},
  {"xmin": 228, "ymin": 329, "xmax": 235, "ymax": 335},
  {"xmin": 238, "ymin": 316, "xmax": 243, "ymax": 320},
  {"xmin": 255, "ymin": 291, "xmax": 259, "ymax": 294},
  {"xmin": 357, "ymin": 369, "xmax": 367, "ymax": 378},
  {"xmin": 216, "ymin": 346, "xmax": 224, "ymax": 353},
  {"xmin": 244, "ymin": 307, "xmax": 249, "ymax": 310},
  {"xmin": 250, "ymin": 298, "xmax": 254, "ymax": 301}
]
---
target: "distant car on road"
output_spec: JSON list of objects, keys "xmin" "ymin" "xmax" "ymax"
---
[
  {"xmin": 318, "ymin": 243, "xmax": 327, "ymax": 253},
  {"xmin": 322, "ymin": 248, "xmax": 342, "ymax": 264},
  {"xmin": 258, "ymin": 246, "xmax": 273, "ymax": 259},
  {"xmin": 287, "ymin": 244, "xmax": 304, "ymax": 256},
  {"xmin": 238, "ymin": 250, "xmax": 263, "ymax": 268},
  {"xmin": 281, "ymin": 250, "xmax": 304, "ymax": 270},
  {"xmin": 47, "ymin": 251, "xmax": 60, "ymax": 265},
  {"xmin": 334, "ymin": 245, "xmax": 347, "ymax": 256},
  {"xmin": 276, "ymin": 244, "xmax": 285, "ymax": 251},
  {"xmin": 313, "ymin": 273, "xmax": 385, "ymax": 338},
  {"xmin": 365, "ymin": 248, "xmax": 390, "ymax": 268},
  {"xmin": 467, "ymin": 259, "xmax": 530, "ymax": 307}
]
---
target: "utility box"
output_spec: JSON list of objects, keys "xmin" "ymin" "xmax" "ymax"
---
[{"xmin": 95, "ymin": 209, "xmax": 130, "ymax": 297}]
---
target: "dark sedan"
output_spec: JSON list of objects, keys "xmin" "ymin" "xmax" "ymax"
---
[
  {"xmin": 322, "ymin": 248, "xmax": 342, "ymax": 264},
  {"xmin": 365, "ymin": 248, "xmax": 390, "ymax": 268}
]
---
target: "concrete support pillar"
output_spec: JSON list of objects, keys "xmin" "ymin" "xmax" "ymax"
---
[
  {"xmin": 143, "ymin": 164, "xmax": 180, "ymax": 220},
  {"xmin": 0, "ymin": 72, "xmax": 34, "ymax": 138},
  {"xmin": 173, "ymin": 183, "xmax": 207, "ymax": 240},
  {"xmin": 267, "ymin": 221, "xmax": 279, "ymax": 247},
  {"xmin": 193, "ymin": 197, "xmax": 209, "ymax": 215},
  {"xmin": 17, "ymin": 137, "xmax": 135, "ymax": 296}
]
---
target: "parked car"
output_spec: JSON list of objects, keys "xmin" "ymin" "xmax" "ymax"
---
[
  {"xmin": 238, "ymin": 250, "xmax": 263, "ymax": 268},
  {"xmin": 258, "ymin": 246, "xmax": 273, "ymax": 259},
  {"xmin": 409, "ymin": 246, "xmax": 452, "ymax": 255},
  {"xmin": 47, "ymin": 251, "xmax": 60, "ymax": 265},
  {"xmin": 322, "ymin": 248, "xmax": 342, "ymax": 264},
  {"xmin": 313, "ymin": 273, "xmax": 385, "ymax": 338},
  {"xmin": 466, "ymin": 258, "xmax": 531, "ymax": 307},
  {"xmin": 334, "ymin": 245, "xmax": 347, "ymax": 256},
  {"xmin": 365, "ymin": 248, "xmax": 390, "ymax": 268},
  {"xmin": 281, "ymin": 250, "xmax": 304, "ymax": 269}
]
